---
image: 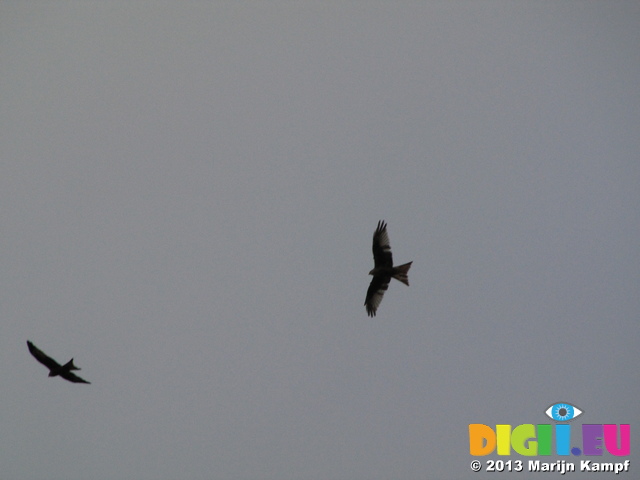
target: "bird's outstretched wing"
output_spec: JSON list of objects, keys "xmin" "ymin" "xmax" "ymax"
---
[
  {"xmin": 27, "ymin": 340, "xmax": 60, "ymax": 370},
  {"xmin": 365, "ymin": 274, "xmax": 390, "ymax": 317},
  {"xmin": 372, "ymin": 220, "xmax": 393, "ymax": 268},
  {"xmin": 60, "ymin": 370, "xmax": 91, "ymax": 384}
]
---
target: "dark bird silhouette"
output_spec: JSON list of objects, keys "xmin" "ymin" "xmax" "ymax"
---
[
  {"xmin": 27, "ymin": 340, "xmax": 90, "ymax": 384},
  {"xmin": 365, "ymin": 220, "xmax": 412, "ymax": 317}
]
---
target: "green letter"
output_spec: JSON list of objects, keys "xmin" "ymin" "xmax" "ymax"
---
[{"xmin": 512, "ymin": 424, "xmax": 537, "ymax": 455}]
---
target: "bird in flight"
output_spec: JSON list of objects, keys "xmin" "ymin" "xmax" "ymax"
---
[
  {"xmin": 27, "ymin": 340, "xmax": 91, "ymax": 384},
  {"xmin": 365, "ymin": 220, "xmax": 412, "ymax": 317}
]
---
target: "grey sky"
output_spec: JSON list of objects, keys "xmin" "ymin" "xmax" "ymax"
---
[{"xmin": 1, "ymin": 2, "xmax": 638, "ymax": 479}]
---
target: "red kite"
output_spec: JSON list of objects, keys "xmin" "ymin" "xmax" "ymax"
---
[
  {"xmin": 365, "ymin": 221, "xmax": 412, "ymax": 317},
  {"xmin": 27, "ymin": 340, "xmax": 90, "ymax": 384}
]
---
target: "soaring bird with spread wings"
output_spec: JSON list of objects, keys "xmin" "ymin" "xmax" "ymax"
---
[
  {"xmin": 365, "ymin": 220, "xmax": 413, "ymax": 317},
  {"xmin": 27, "ymin": 340, "xmax": 91, "ymax": 384}
]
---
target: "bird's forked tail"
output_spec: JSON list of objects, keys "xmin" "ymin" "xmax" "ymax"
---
[
  {"xmin": 62, "ymin": 359, "xmax": 81, "ymax": 371},
  {"xmin": 392, "ymin": 262, "xmax": 412, "ymax": 286}
]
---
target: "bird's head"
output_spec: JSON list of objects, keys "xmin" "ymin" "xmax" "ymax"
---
[{"xmin": 368, "ymin": 268, "xmax": 377, "ymax": 276}]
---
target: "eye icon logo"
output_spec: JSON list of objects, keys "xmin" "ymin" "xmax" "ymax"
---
[{"xmin": 545, "ymin": 403, "xmax": 583, "ymax": 422}]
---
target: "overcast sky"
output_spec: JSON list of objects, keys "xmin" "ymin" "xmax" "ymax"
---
[{"xmin": 1, "ymin": 2, "xmax": 638, "ymax": 479}]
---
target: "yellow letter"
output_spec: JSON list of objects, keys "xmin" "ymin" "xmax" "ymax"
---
[{"xmin": 496, "ymin": 424, "xmax": 511, "ymax": 455}]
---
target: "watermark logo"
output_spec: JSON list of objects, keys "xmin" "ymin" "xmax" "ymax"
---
[
  {"xmin": 469, "ymin": 402, "xmax": 630, "ymax": 457},
  {"xmin": 468, "ymin": 402, "xmax": 631, "ymax": 474}
]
